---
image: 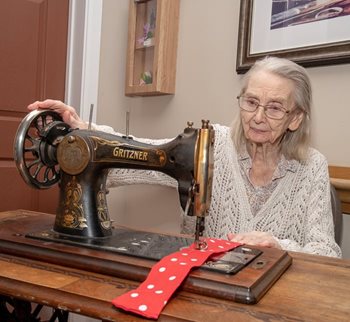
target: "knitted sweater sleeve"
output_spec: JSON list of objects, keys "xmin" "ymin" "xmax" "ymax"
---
[{"xmin": 276, "ymin": 153, "xmax": 342, "ymax": 258}]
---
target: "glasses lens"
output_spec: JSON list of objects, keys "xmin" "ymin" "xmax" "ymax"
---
[
  {"xmin": 265, "ymin": 105, "xmax": 285, "ymax": 119},
  {"xmin": 239, "ymin": 97, "xmax": 258, "ymax": 112}
]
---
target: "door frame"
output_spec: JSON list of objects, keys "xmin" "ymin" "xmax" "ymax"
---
[{"xmin": 65, "ymin": 0, "xmax": 102, "ymax": 124}]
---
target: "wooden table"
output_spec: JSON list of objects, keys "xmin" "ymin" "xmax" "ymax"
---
[{"xmin": 0, "ymin": 210, "xmax": 349, "ymax": 321}]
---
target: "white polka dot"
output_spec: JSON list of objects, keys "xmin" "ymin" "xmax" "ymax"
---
[
  {"xmin": 130, "ymin": 293, "xmax": 139, "ymax": 298},
  {"xmin": 210, "ymin": 239, "xmax": 215, "ymax": 243},
  {"xmin": 164, "ymin": 301, "xmax": 167, "ymax": 305},
  {"xmin": 181, "ymin": 253, "xmax": 188, "ymax": 256},
  {"xmin": 180, "ymin": 262, "xmax": 187, "ymax": 265},
  {"xmin": 169, "ymin": 276, "xmax": 176, "ymax": 281},
  {"xmin": 170, "ymin": 258, "xmax": 178, "ymax": 262},
  {"xmin": 139, "ymin": 305, "xmax": 148, "ymax": 312},
  {"xmin": 155, "ymin": 290, "xmax": 163, "ymax": 294},
  {"xmin": 218, "ymin": 245, "xmax": 224, "ymax": 249},
  {"xmin": 159, "ymin": 267, "xmax": 166, "ymax": 272},
  {"xmin": 147, "ymin": 284, "xmax": 155, "ymax": 289},
  {"xmin": 190, "ymin": 258, "xmax": 198, "ymax": 262}
]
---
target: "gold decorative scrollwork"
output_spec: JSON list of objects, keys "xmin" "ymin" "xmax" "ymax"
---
[
  {"xmin": 91, "ymin": 136, "xmax": 121, "ymax": 149},
  {"xmin": 156, "ymin": 150, "xmax": 166, "ymax": 166},
  {"xmin": 97, "ymin": 187, "xmax": 111, "ymax": 230},
  {"xmin": 61, "ymin": 177, "xmax": 87, "ymax": 229}
]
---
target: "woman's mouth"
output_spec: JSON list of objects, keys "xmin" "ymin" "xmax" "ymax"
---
[{"xmin": 250, "ymin": 127, "xmax": 267, "ymax": 134}]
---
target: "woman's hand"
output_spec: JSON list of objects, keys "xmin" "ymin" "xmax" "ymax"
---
[
  {"xmin": 27, "ymin": 99, "xmax": 88, "ymax": 129},
  {"xmin": 227, "ymin": 231, "xmax": 281, "ymax": 248}
]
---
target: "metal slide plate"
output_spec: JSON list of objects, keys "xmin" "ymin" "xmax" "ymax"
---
[{"xmin": 27, "ymin": 228, "xmax": 261, "ymax": 275}]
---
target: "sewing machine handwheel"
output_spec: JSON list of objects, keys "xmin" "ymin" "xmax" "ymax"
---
[{"xmin": 14, "ymin": 109, "xmax": 68, "ymax": 189}]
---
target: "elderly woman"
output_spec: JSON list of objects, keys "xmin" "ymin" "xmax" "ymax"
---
[{"xmin": 28, "ymin": 56, "xmax": 341, "ymax": 258}]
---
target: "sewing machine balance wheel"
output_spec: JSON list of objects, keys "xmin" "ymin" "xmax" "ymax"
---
[{"xmin": 14, "ymin": 109, "xmax": 71, "ymax": 189}]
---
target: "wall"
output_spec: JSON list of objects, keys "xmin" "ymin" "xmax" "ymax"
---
[{"xmin": 96, "ymin": 0, "xmax": 350, "ymax": 257}]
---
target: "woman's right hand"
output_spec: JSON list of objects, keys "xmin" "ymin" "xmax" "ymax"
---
[
  {"xmin": 27, "ymin": 99, "xmax": 88, "ymax": 129},
  {"xmin": 227, "ymin": 231, "xmax": 281, "ymax": 248}
]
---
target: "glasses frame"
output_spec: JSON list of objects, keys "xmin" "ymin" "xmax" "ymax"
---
[{"xmin": 237, "ymin": 95, "xmax": 290, "ymax": 120}]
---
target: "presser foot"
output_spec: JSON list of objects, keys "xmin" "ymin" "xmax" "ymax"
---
[{"xmin": 195, "ymin": 238, "xmax": 207, "ymax": 250}]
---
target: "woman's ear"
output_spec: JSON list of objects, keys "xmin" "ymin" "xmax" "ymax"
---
[{"xmin": 288, "ymin": 111, "xmax": 304, "ymax": 131}]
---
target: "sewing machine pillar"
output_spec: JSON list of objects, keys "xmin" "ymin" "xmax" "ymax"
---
[{"xmin": 54, "ymin": 169, "xmax": 112, "ymax": 238}]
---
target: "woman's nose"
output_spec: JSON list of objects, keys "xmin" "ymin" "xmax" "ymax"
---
[{"xmin": 253, "ymin": 105, "xmax": 266, "ymax": 122}]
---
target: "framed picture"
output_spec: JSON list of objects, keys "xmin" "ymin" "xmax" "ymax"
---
[{"xmin": 236, "ymin": 0, "xmax": 350, "ymax": 74}]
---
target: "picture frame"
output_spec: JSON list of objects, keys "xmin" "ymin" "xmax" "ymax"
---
[{"xmin": 236, "ymin": 0, "xmax": 350, "ymax": 74}]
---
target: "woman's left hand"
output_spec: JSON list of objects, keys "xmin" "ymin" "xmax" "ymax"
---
[
  {"xmin": 227, "ymin": 231, "xmax": 281, "ymax": 248},
  {"xmin": 27, "ymin": 99, "xmax": 87, "ymax": 130}
]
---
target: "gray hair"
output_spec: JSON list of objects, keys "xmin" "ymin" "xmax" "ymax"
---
[{"xmin": 232, "ymin": 56, "xmax": 311, "ymax": 161}]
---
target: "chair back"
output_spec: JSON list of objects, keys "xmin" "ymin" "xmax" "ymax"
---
[{"xmin": 330, "ymin": 184, "xmax": 343, "ymax": 246}]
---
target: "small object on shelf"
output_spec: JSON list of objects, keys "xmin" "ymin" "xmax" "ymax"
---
[
  {"xmin": 125, "ymin": 0, "xmax": 180, "ymax": 96},
  {"xmin": 142, "ymin": 37, "xmax": 154, "ymax": 47},
  {"xmin": 140, "ymin": 71, "xmax": 152, "ymax": 85},
  {"xmin": 137, "ymin": 8, "xmax": 156, "ymax": 48}
]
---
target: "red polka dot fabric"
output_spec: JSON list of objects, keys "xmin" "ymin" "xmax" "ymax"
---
[{"xmin": 112, "ymin": 238, "xmax": 241, "ymax": 319}]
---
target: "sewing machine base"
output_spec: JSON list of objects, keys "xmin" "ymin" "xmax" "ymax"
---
[
  {"xmin": 27, "ymin": 228, "xmax": 262, "ymax": 275},
  {"xmin": 0, "ymin": 210, "xmax": 292, "ymax": 304}
]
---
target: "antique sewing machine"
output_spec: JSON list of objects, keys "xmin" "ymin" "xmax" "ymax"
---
[
  {"xmin": 14, "ymin": 109, "xmax": 213, "ymax": 245},
  {"xmin": 9, "ymin": 109, "xmax": 292, "ymax": 305},
  {"xmin": 13, "ymin": 109, "xmax": 264, "ymax": 276}
]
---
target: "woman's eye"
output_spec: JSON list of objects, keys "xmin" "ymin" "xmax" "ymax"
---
[
  {"xmin": 246, "ymin": 98, "xmax": 258, "ymax": 106},
  {"xmin": 268, "ymin": 104, "xmax": 283, "ymax": 111}
]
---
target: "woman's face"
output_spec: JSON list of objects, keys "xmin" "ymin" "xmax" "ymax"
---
[{"xmin": 240, "ymin": 70, "xmax": 303, "ymax": 147}]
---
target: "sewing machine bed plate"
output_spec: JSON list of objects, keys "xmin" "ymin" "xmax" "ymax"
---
[
  {"xmin": 0, "ymin": 210, "xmax": 292, "ymax": 304},
  {"xmin": 27, "ymin": 228, "xmax": 262, "ymax": 275}
]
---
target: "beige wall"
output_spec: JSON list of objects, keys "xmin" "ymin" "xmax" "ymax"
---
[{"xmin": 97, "ymin": 0, "xmax": 350, "ymax": 256}]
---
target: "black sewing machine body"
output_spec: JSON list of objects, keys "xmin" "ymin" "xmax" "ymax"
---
[
  {"xmin": 14, "ymin": 110, "xmax": 213, "ymax": 237},
  {"xmin": 14, "ymin": 110, "xmax": 262, "ymax": 276}
]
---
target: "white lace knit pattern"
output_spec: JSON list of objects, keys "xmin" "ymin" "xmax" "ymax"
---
[{"xmin": 95, "ymin": 123, "xmax": 342, "ymax": 258}]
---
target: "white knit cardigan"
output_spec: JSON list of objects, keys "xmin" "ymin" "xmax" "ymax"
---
[{"xmin": 95, "ymin": 123, "xmax": 342, "ymax": 258}]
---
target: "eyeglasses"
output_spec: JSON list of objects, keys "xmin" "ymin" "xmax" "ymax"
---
[{"xmin": 237, "ymin": 96, "xmax": 290, "ymax": 120}]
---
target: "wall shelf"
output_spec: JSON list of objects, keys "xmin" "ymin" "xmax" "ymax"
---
[{"xmin": 125, "ymin": 0, "xmax": 180, "ymax": 96}]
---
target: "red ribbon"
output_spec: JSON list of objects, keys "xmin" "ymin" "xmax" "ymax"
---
[{"xmin": 112, "ymin": 238, "xmax": 241, "ymax": 319}]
